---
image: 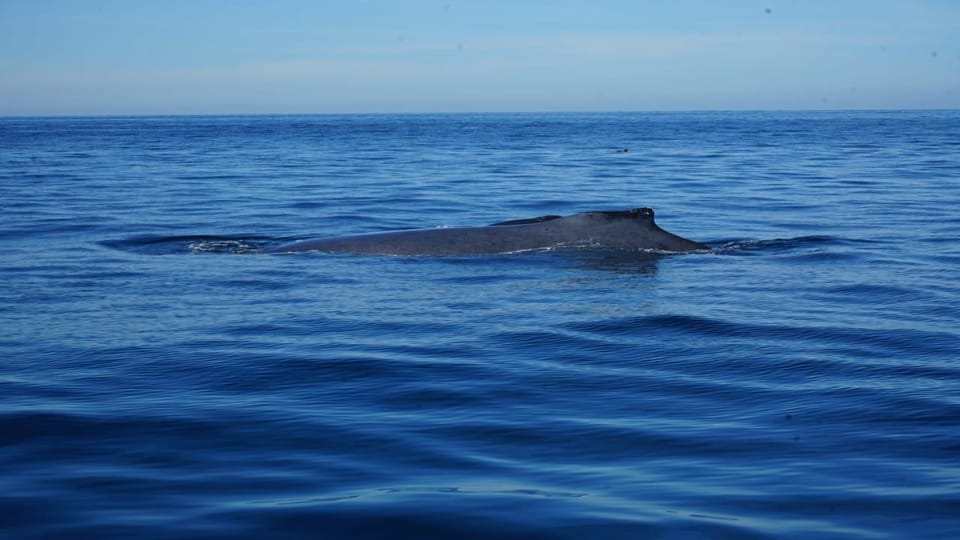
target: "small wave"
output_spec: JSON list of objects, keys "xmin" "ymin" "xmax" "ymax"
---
[
  {"xmin": 101, "ymin": 234, "xmax": 269, "ymax": 255},
  {"xmin": 714, "ymin": 235, "xmax": 838, "ymax": 253},
  {"xmin": 566, "ymin": 314, "xmax": 960, "ymax": 359},
  {"xmin": 372, "ymin": 485, "xmax": 587, "ymax": 499},
  {"xmin": 187, "ymin": 238, "xmax": 263, "ymax": 254}
]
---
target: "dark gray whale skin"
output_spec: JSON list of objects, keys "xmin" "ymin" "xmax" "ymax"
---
[{"xmin": 267, "ymin": 207, "xmax": 706, "ymax": 256}]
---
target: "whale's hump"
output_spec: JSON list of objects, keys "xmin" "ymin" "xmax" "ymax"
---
[
  {"xmin": 586, "ymin": 207, "xmax": 655, "ymax": 222},
  {"xmin": 489, "ymin": 208, "xmax": 655, "ymax": 227},
  {"xmin": 268, "ymin": 207, "xmax": 704, "ymax": 255},
  {"xmin": 488, "ymin": 214, "xmax": 563, "ymax": 227}
]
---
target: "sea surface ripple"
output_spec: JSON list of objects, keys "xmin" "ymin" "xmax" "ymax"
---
[{"xmin": 2, "ymin": 111, "xmax": 959, "ymax": 539}]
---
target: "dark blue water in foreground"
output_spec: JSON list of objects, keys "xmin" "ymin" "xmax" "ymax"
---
[{"xmin": 2, "ymin": 111, "xmax": 959, "ymax": 539}]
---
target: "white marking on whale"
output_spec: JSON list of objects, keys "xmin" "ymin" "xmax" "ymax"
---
[{"xmin": 267, "ymin": 207, "xmax": 706, "ymax": 256}]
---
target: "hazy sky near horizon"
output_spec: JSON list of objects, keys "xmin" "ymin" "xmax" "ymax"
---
[{"xmin": 1, "ymin": 0, "xmax": 958, "ymax": 115}]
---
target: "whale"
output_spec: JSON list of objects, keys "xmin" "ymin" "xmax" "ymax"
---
[{"xmin": 267, "ymin": 207, "xmax": 706, "ymax": 256}]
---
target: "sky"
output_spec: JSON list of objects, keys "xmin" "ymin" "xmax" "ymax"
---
[{"xmin": 1, "ymin": 0, "xmax": 958, "ymax": 115}]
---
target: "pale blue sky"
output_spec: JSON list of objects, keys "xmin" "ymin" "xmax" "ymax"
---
[{"xmin": 1, "ymin": 0, "xmax": 957, "ymax": 115}]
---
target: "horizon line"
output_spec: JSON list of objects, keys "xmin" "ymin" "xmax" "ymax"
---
[{"xmin": 2, "ymin": 106, "xmax": 958, "ymax": 119}]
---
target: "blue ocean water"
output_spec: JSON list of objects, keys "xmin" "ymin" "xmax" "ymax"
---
[{"xmin": 2, "ymin": 111, "xmax": 959, "ymax": 539}]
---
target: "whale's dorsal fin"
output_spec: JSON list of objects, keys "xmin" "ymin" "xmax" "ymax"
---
[{"xmin": 488, "ymin": 214, "xmax": 563, "ymax": 227}]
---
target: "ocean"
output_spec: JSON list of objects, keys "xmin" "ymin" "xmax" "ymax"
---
[{"xmin": 2, "ymin": 111, "xmax": 958, "ymax": 539}]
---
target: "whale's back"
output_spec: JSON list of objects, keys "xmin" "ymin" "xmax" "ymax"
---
[{"xmin": 268, "ymin": 207, "xmax": 705, "ymax": 255}]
